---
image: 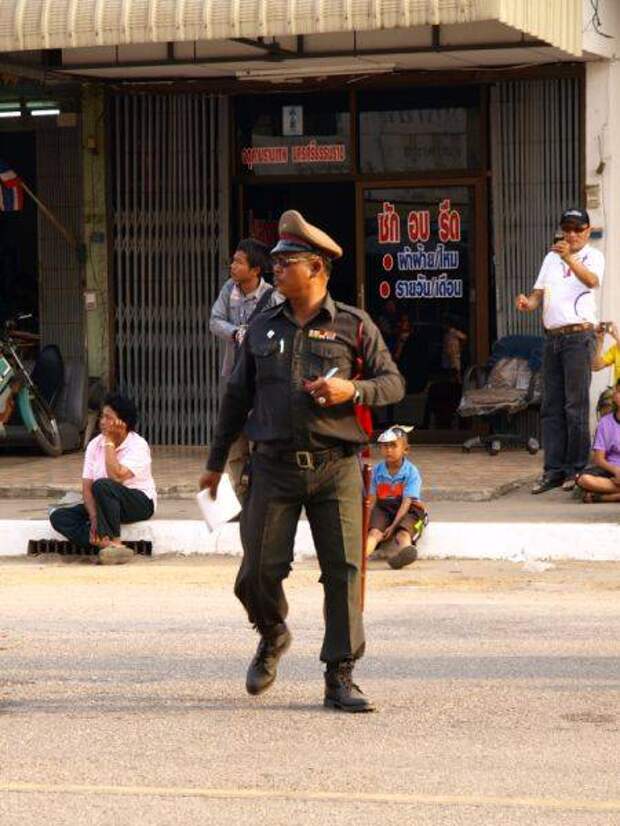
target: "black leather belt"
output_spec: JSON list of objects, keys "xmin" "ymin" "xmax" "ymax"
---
[
  {"xmin": 255, "ymin": 443, "xmax": 355, "ymax": 470},
  {"xmin": 545, "ymin": 323, "xmax": 593, "ymax": 337}
]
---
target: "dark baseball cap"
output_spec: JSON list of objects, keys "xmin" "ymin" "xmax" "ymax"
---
[{"xmin": 560, "ymin": 208, "xmax": 590, "ymax": 227}]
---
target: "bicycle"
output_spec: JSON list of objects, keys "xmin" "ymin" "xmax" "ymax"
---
[{"xmin": 0, "ymin": 313, "xmax": 62, "ymax": 456}]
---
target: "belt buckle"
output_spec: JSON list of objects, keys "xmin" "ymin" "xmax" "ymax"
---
[{"xmin": 295, "ymin": 451, "xmax": 315, "ymax": 470}]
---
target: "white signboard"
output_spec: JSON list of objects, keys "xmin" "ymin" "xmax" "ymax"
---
[{"xmin": 282, "ymin": 105, "xmax": 303, "ymax": 136}]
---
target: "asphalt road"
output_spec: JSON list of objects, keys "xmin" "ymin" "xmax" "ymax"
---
[{"xmin": 1, "ymin": 556, "xmax": 620, "ymax": 826}]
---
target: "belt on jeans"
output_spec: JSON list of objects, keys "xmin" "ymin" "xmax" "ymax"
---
[
  {"xmin": 545, "ymin": 323, "xmax": 593, "ymax": 337},
  {"xmin": 254, "ymin": 443, "xmax": 355, "ymax": 470}
]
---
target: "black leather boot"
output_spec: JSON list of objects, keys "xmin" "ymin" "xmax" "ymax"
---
[
  {"xmin": 245, "ymin": 624, "xmax": 292, "ymax": 696},
  {"xmin": 324, "ymin": 660, "xmax": 375, "ymax": 713}
]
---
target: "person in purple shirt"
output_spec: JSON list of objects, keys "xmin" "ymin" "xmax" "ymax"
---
[{"xmin": 576, "ymin": 379, "xmax": 620, "ymax": 502}]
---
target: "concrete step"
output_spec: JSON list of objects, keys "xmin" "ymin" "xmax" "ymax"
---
[{"xmin": 3, "ymin": 496, "xmax": 620, "ymax": 562}]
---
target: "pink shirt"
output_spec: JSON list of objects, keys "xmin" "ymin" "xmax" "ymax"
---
[{"xmin": 83, "ymin": 432, "xmax": 157, "ymax": 507}]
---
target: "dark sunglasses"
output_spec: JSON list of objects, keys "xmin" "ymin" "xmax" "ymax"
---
[{"xmin": 271, "ymin": 254, "xmax": 316, "ymax": 269}]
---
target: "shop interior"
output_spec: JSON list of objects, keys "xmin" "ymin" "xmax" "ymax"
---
[
  {"xmin": 235, "ymin": 87, "xmax": 483, "ymax": 437},
  {"xmin": 0, "ymin": 130, "xmax": 39, "ymax": 332},
  {"xmin": 242, "ymin": 181, "xmax": 357, "ymax": 306}
]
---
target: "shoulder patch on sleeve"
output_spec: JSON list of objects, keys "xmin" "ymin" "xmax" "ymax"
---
[
  {"xmin": 261, "ymin": 302, "xmax": 284, "ymax": 317},
  {"xmin": 333, "ymin": 301, "xmax": 371, "ymax": 323}
]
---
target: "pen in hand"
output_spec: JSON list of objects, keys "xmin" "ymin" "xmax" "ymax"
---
[{"xmin": 303, "ymin": 367, "xmax": 341, "ymax": 407}]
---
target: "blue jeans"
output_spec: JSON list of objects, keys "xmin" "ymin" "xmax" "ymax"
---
[{"xmin": 541, "ymin": 330, "xmax": 595, "ymax": 478}]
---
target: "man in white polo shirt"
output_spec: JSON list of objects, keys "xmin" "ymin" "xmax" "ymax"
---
[{"xmin": 515, "ymin": 208, "xmax": 605, "ymax": 494}]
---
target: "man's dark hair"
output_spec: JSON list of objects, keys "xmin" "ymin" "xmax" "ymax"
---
[
  {"xmin": 321, "ymin": 255, "xmax": 333, "ymax": 277},
  {"xmin": 103, "ymin": 393, "xmax": 138, "ymax": 431},
  {"xmin": 237, "ymin": 238, "xmax": 271, "ymax": 276}
]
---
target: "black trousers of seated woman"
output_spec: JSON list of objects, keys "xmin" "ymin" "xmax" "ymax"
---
[{"xmin": 50, "ymin": 478, "xmax": 154, "ymax": 548}]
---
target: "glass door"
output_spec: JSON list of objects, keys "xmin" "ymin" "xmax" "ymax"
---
[{"xmin": 361, "ymin": 184, "xmax": 482, "ymax": 436}]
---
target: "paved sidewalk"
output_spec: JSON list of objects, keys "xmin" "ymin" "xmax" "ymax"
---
[
  {"xmin": 0, "ymin": 444, "xmax": 542, "ymax": 501},
  {"xmin": 0, "ymin": 485, "xmax": 615, "ymax": 525}
]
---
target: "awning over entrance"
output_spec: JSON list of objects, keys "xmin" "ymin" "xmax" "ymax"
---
[{"xmin": 1, "ymin": 0, "xmax": 582, "ymax": 58}]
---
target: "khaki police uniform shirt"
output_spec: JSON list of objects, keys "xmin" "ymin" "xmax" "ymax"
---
[{"xmin": 207, "ymin": 293, "xmax": 405, "ymax": 472}]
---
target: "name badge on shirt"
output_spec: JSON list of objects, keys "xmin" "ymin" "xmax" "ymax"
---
[{"xmin": 308, "ymin": 329, "xmax": 337, "ymax": 341}]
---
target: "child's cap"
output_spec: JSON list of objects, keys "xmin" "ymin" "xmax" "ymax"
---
[{"xmin": 377, "ymin": 424, "xmax": 414, "ymax": 443}]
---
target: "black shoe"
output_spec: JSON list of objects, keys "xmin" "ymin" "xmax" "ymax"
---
[
  {"xmin": 387, "ymin": 544, "xmax": 418, "ymax": 570},
  {"xmin": 531, "ymin": 473, "xmax": 564, "ymax": 495},
  {"xmin": 324, "ymin": 660, "xmax": 375, "ymax": 713},
  {"xmin": 245, "ymin": 624, "xmax": 292, "ymax": 696}
]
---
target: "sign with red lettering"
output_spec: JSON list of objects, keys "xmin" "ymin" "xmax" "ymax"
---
[
  {"xmin": 370, "ymin": 193, "xmax": 468, "ymax": 302},
  {"xmin": 365, "ymin": 186, "xmax": 471, "ymax": 413},
  {"xmin": 241, "ymin": 141, "xmax": 347, "ymax": 174},
  {"xmin": 241, "ymin": 146, "xmax": 289, "ymax": 170}
]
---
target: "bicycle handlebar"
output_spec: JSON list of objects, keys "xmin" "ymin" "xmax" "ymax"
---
[{"xmin": 4, "ymin": 313, "xmax": 33, "ymax": 331}]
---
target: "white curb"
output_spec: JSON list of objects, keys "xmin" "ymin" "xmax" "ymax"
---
[{"xmin": 2, "ymin": 519, "xmax": 620, "ymax": 561}]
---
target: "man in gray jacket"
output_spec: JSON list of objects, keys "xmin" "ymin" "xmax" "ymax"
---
[
  {"xmin": 210, "ymin": 239, "xmax": 273, "ymax": 379},
  {"xmin": 210, "ymin": 239, "xmax": 275, "ymax": 496}
]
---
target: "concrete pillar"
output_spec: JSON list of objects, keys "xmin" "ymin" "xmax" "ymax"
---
[
  {"xmin": 81, "ymin": 84, "xmax": 110, "ymax": 385},
  {"xmin": 586, "ymin": 58, "xmax": 620, "ymax": 412},
  {"xmin": 583, "ymin": 1, "xmax": 620, "ymax": 414}
]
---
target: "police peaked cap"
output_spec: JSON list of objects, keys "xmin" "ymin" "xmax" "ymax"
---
[{"xmin": 271, "ymin": 210, "xmax": 343, "ymax": 260}]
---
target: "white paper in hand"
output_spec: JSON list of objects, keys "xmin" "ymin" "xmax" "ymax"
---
[{"xmin": 196, "ymin": 473, "xmax": 241, "ymax": 531}]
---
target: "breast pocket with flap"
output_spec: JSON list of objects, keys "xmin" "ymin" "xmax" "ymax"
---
[
  {"xmin": 307, "ymin": 339, "xmax": 353, "ymax": 379},
  {"xmin": 250, "ymin": 339, "xmax": 287, "ymax": 384}
]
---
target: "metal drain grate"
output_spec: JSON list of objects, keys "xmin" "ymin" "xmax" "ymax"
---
[{"xmin": 28, "ymin": 539, "xmax": 152, "ymax": 556}]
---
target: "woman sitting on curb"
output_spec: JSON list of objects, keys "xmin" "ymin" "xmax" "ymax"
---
[
  {"xmin": 576, "ymin": 379, "xmax": 620, "ymax": 503},
  {"xmin": 50, "ymin": 393, "xmax": 157, "ymax": 564}
]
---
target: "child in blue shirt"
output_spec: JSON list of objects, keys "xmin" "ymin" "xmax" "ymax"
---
[{"xmin": 366, "ymin": 425, "xmax": 427, "ymax": 569}]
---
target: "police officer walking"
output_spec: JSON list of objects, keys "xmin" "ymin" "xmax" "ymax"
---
[{"xmin": 199, "ymin": 210, "xmax": 404, "ymax": 712}]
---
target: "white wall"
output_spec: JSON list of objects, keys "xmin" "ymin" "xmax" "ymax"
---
[
  {"xmin": 586, "ymin": 50, "xmax": 620, "ymax": 414},
  {"xmin": 583, "ymin": 0, "xmax": 619, "ymax": 59}
]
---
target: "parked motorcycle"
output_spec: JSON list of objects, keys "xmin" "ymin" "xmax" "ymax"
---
[{"xmin": 0, "ymin": 314, "xmax": 62, "ymax": 456}]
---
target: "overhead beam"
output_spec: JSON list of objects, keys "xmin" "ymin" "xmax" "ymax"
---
[
  {"xmin": 231, "ymin": 37, "xmax": 299, "ymax": 58},
  {"xmin": 56, "ymin": 37, "xmax": 549, "ymax": 73},
  {"xmin": 103, "ymin": 60, "xmax": 583, "ymax": 93},
  {"xmin": 0, "ymin": 56, "xmax": 68, "ymax": 84}
]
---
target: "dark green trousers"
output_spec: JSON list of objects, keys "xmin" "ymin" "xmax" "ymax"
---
[{"xmin": 236, "ymin": 451, "xmax": 365, "ymax": 664}]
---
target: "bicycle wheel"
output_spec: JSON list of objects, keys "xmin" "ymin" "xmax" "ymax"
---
[{"xmin": 28, "ymin": 389, "xmax": 62, "ymax": 456}]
